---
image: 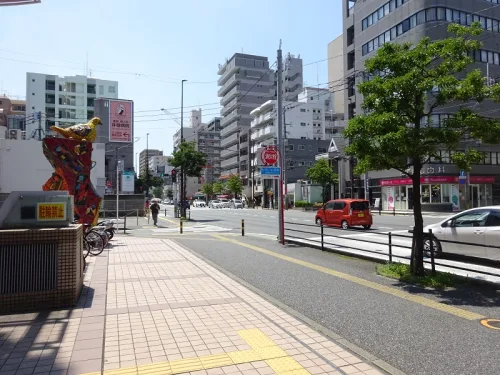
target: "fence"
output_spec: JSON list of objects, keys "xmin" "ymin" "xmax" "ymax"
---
[{"xmin": 284, "ymin": 221, "xmax": 500, "ymax": 279}]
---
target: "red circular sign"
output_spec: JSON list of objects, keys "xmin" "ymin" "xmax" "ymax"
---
[{"xmin": 261, "ymin": 148, "xmax": 279, "ymax": 165}]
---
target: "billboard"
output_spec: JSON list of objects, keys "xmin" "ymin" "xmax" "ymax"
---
[
  {"xmin": 109, "ymin": 100, "xmax": 133, "ymax": 143},
  {"xmin": 121, "ymin": 171, "xmax": 135, "ymax": 193}
]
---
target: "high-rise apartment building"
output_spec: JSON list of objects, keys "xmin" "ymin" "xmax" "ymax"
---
[
  {"xmin": 217, "ymin": 54, "xmax": 275, "ymax": 184},
  {"xmin": 342, "ymin": 0, "xmax": 500, "ymax": 207},
  {"xmin": 139, "ymin": 149, "xmax": 162, "ymax": 177},
  {"xmin": 217, "ymin": 53, "xmax": 304, "ymax": 188},
  {"xmin": 25, "ymin": 73, "xmax": 118, "ymax": 138}
]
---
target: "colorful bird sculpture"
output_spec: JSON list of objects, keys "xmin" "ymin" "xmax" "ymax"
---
[{"xmin": 50, "ymin": 117, "xmax": 102, "ymax": 142}]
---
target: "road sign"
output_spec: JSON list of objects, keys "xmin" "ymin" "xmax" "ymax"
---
[
  {"xmin": 106, "ymin": 180, "xmax": 112, "ymax": 188},
  {"xmin": 260, "ymin": 147, "xmax": 279, "ymax": 166},
  {"xmin": 261, "ymin": 167, "xmax": 281, "ymax": 179},
  {"xmin": 460, "ymin": 170, "xmax": 465, "ymax": 177}
]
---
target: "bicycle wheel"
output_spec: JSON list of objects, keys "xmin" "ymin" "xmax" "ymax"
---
[
  {"xmin": 85, "ymin": 230, "xmax": 104, "ymax": 256},
  {"xmin": 83, "ymin": 238, "xmax": 91, "ymax": 259},
  {"xmin": 93, "ymin": 229, "xmax": 109, "ymax": 248}
]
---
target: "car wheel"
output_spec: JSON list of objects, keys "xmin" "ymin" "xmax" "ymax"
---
[
  {"xmin": 316, "ymin": 217, "xmax": 323, "ymax": 226},
  {"xmin": 341, "ymin": 220, "xmax": 349, "ymax": 230},
  {"xmin": 363, "ymin": 225, "xmax": 371, "ymax": 230},
  {"xmin": 424, "ymin": 237, "xmax": 442, "ymax": 258}
]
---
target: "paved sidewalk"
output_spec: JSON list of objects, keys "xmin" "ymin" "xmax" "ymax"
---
[{"xmin": 0, "ymin": 236, "xmax": 387, "ymax": 375}]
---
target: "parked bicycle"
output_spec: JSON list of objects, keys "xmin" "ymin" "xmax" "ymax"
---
[{"xmin": 74, "ymin": 219, "xmax": 117, "ymax": 259}]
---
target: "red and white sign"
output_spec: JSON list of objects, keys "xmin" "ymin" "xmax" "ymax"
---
[
  {"xmin": 109, "ymin": 100, "xmax": 133, "ymax": 143},
  {"xmin": 260, "ymin": 147, "xmax": 279, "ymax": 166},
  {"xmin": 106, "ymin": 180, "xmax": 112, "ymax": 188},
  {"xmin": 381, "ymin": 175, "xmax": 495, "ymax": 186}
]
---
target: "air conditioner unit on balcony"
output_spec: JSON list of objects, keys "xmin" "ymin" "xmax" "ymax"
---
[{"xmin": 9, "ymin": 129, "xmax": 19, "ymax": 140}]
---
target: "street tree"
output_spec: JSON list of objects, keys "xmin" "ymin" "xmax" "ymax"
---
[
  {"xmin": 168, "ymin": 141, "xmax": 207, "ymax": 178},
  {"xmin": 166, "ymin": 188, "xmax": 174, "ymax": 200},
  {"xmin": 201, "ymin": 182, "xmax": 214, "ymax": 199},
  {"xmin": 213, "ymin": 181, "xmax": 226, "ymax": 195},
  {"xmin": 152, "ymin": 187, "xmax": 163, "ymax": 199},
  {"xmin": 135, "ymin": 175, "xmax": 163, "ymax": 194},
  {"xmin": 226, "ymin": 175, "xmax": 243, "ymax": 198},
  {"xmin": 306, "ymin": 159, "xmax": 338, "ymax": 203},
  {"xmin": 343, "ymin": 23, "xmax": 500, "ymax": 276}
]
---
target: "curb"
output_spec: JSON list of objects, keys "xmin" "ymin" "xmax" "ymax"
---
[{"xmin": 176, "ymin": 240, "xmax": 407, "ymax": 375}]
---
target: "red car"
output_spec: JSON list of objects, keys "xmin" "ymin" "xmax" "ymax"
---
[{"xmin": 315, "ymin": 199, "xmax": 373, "ymax": 229}]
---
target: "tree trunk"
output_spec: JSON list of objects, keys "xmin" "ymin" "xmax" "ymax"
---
[{"xmin": 410, "ymin": 166, "xmax": 425, "ymax": 276}]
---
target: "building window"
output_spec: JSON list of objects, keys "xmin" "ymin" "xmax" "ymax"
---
[
  {"xmin": 99, "ymin": 85, "xmax": 104, "ymax": 95},
  {"xmin": 108, "ymin": 86, "xmax": 116, "ymax": 94},
  {"xmin": 300, "ymin": 109, "xmax": 306, "ymax": 112},
  {"xmin": 298, "ymin": 145, "xmax": 305, "ymax": 150},
  {"xmin": 308, "ymin": 145, "xmax": 312, "ymax": 151},
  {"xmin": 301, "ymin": 122, "xmax": 306, "ymax": 126},
  {"xmin": 318, "ymin": 147, "xmax": 327, "ymax": 153},
  {"xmin": 287, "ymin": 144, "xmax": 294, "ymax": 151}
]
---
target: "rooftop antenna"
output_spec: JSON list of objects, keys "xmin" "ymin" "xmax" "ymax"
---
[{"xmin": 85, "ymin": 52, "xmax": 89, "ymax": 76}]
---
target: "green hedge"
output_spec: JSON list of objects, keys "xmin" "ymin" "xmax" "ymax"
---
[{"xmin": 295, "ymin": 201, "xmax": 324, "ymax": 208}]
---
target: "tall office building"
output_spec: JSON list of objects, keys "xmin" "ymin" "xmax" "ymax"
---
[
  {"xmin": 25, "ymin": 73, "xmax": 118, "ymax": 138},
  {"xmin": 139, "ymin": 149, "xmax": 163, "ymax": 177},
  {"xmin": 342, "ymin": 0, "xmax": 500, "ymax": 207}
]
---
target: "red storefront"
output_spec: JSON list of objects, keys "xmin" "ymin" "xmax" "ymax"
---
[{"xmin": 379, "ymin": 175, "xmax": 496, "ymax": 211}]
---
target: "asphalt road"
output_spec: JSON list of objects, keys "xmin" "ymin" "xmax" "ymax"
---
[
  {"xmin": 176, "ymin": 207, "xmax": 445, "ymax": 237},
  {"xmin": 175, "ymin": 233, "xmax": 500, "ymax": 375}
]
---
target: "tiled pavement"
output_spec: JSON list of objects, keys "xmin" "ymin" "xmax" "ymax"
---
[{"xmin": 0, "ymin": 237, "xmax": 386, "ymax": 375}]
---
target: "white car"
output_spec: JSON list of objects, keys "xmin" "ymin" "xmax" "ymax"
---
[
  {"xmin": 208, "ymin": 200, "xmax": 223, "ymax": 209},
  {"xmin": 423, "ymin": 206, "xmax": 500, "ymax": 260},
  {"xmin": 219, "ymin": 199, "xmax": 232, "ymax": 208},
  {"xmin": 193, "ymin": 200, "xmax": 206, "ymax": 208},
  {"xmin": 231, "ymin": 199, "xmax": 243, "ymax": 209}
]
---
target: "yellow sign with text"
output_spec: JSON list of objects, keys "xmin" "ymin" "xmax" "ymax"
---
[{"xmin": 37, "ymin": 202, "xmax": 67, "ymax": 221}]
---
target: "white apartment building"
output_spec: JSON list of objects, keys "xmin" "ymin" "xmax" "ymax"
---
[
  {"xmin": 148, "ymin": 155, "xmax": 171, "ymax": 174},
  {"xmin": 25, "ymin": 73, "xmax": 118, "ymax": 138}
]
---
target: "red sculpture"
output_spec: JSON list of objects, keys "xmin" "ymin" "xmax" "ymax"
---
[{"xmin": 42, "ymin": 138, "xmax": 102, "ymax": 226}]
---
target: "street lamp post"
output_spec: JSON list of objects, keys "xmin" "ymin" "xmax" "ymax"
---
[
  {"xmin": 146, "ymin": 133, "xmax": 149, "ymax": 197},
  {"xmin": 180, "ymin": 79, "xmax": 187, "ymax": 218}
]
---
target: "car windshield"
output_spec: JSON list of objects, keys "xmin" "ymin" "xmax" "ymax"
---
[
  {"xmin": 234, "ymin": 200, "xmax": 242, "ymax": 203},
  {"xmin": 212, "ymin": 200, "xmax": 220, "ymax": 203},
  {"xmin": 351, "ymin": 201, "xmax": 369, "ymax": 211}
]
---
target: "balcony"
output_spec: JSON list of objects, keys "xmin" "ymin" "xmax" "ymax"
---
[
  {"xmin": 218, "ymin": 60, "xmax": 239, "ymax": 85},
  {"xmin": 218, "ymin": 75, "xmax": 239, "ymax": 97},
  {"xmin": 325, "ymin": 120, "xmax": 347, "ymax": 129},
  {"xmin": 221, "ymin": 156, "xmax": 239, "ymax": 169},
  {"xmin": 220, "ymin": 86, "xmax": 240, "ymax": 106},
  {"xmin": 251, "ymin": 125, "xmax": 276, "ymax": 142},
  {"xmin": 220, "ymin": 120, "xmax": 240, "ymax": 137},
  {"xmin": 250, "ymin": 112, "xmax": 274, "ymax": 129},
  {"xmin": 221, "ymin": 148, "xmax": 238, "ymax": 159},
  {"xmin": 221, "ymin": 132, "xmax": 239, "ymax": 148},
  {"xmin": 221, "ymin": 98, "xmax": 239, "ymax": 116}
]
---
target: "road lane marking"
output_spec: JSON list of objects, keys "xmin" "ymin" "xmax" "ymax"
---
[
  {"xmin": 480, "ymin": 319, "xmax": 500, "ymax": 330},
  {"xmin": 211, "ymin": 234, "xmax": 485, "ymax": 321},
  {"xmin": 83, "ymin": 328, "xmax": 311, "ymax": 375}
]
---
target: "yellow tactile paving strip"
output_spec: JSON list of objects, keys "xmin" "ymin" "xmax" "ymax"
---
[
  {"xmin": 83, "ymin": 328, "xmax": 309, "ymax": 375},
  {"xmin": 212, "ymin": 235, "xmax": 485, "ymax": 321}
]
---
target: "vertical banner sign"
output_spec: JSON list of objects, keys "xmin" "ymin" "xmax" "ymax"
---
[
  {"xmin": 387, "ymin": 186, "xmax": 395, "ymax": 210},
  {"xmin": 450, "ymin": 184, "xmax": 460, "ymax": 211},
  {"xmin": 109, "ymin": 100, "xmax": 133, "ymax": 143},
  {"xmin": 121, "ymin": 171, "xmax": 135, "ymax": 193}
]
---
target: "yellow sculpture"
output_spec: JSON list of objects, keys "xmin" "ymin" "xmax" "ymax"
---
[{"xmin": 50, "ymin": 117, "xmax": 102, "ymax": 142}]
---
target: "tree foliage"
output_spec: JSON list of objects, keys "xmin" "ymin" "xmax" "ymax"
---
[
  {"xmin": 201, "ymin": 182, "xmax": 214, "ymax": 198},
  {"xmin": 135, "ymin": 175, "xmax": 164, "ymax": 193},
  {"xmin": 166, "ymin": 188, "xmax": 174, "ymax": 200},
  {"xmin": 343, "ymin": 23, "xmax": 500, "ymax": 275},
  {"xmin": 226, "ymin": 175, "xmax": 243, "ymax": 196},
  {"xmin": 213, "ymin": 181, "xmax": 227, "ymax": 195},
  {"xmin": 168, "ymin": 141, "xmax": 207, "ymax": 177},
  {"xmin": 306, "ymin": 159, "xmax": 338, "ymax": 203},
  {"xmin": 152, "ymin": 187, "xmax": 163, "ymax": 199}
]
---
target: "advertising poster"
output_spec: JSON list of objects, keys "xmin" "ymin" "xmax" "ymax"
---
[
  {"xmin": 109, "ymin": 100, "xmax": 133, "ymax": 143},
  {"xmin": 387, "ymin": 187, "xmax": 395, "ymax": 210},
  {"xmin": 121, "ymin": 171, "xmax": 135, "ymax": 193},
  {"xmin": 450, "ymin": 184, "xmax": 460, "ymax": 211}
]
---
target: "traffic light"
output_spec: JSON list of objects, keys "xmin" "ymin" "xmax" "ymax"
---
[{"xmin": 171, "ymin": 169, "xmax": 177, "ymax": 183}]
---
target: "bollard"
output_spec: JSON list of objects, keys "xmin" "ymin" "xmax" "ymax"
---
[
  {"xmin": 137, "ymin": 209, "xmax": 139, "ymax": 226},
  {"xmin": 241, "ymin": 219, "xmax": 245, "ymax": 236},
  {"xmin": 379, "ymin": 206, "xmax": 381, "ymax": 215},
  {"xmin": 123, "ymin": 216, "xmax": 127, "ymax": 234},
  {"xmin": 320, "ymin": 224, "xmax": 324, "ymax": 251},
  {"xmin": 165, "ymin": 208, "xmax": 167, "ymax": 216},
  {"xmin": 180, "ymin": 220, "xmax": 183, "ymax": 234},
  {"xmin": 393, "ymin": 206, "xmax": 395, "ymax": 216},
  {"xmin": 429, "ymin": 229, "xmax": 436, "ymax": 276},
  {"xmin": 388, "ymin": 232, "xmax": 393, "ymax": 263}
]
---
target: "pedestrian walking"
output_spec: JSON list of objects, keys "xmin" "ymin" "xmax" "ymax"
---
[
  {"xmin": 150, "ymin": 201, "xmax": 160, "ymax": 226},
  {"xmin": 144, "ymin": 200, "xmax": 150, "ymax": 217}
]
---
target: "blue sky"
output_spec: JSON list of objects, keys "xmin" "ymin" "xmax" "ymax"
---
[{"xmin": 0, "ymin": 0, "xmax": 342, "ymax": 155}]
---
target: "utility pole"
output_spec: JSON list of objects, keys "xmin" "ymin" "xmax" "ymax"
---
[
  {"xmin": 37, "ymin": 111, "xmax": 42, "ymax": 140},
  {"xmin": 283, "ymin": 108, "xmax": 288, "ymax": 210},
  {"xmin": 180, "ymin": 79, "xmax": 187, "ymax": 218},
  {"xmin": 116, "ymin": 160, "xmax": 121, "ymax": 221},
  {"xmin": 146, "ymin": 133, "xmax": 149, "ymax": 197},
  {"xmin": 277, "ymin": 41, "xmax": 285, "ymax": 244}
]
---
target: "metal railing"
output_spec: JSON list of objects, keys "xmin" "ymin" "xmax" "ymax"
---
[{"xmin": 284, "ymin": 222, "xmax": 500, "ymax": 279}]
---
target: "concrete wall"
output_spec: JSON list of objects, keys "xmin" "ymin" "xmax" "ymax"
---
[
  {"xmin": 0, "ymin": 136, "xmax": 106, "ymax": 199},
  {"xmin": 327, "ymin": 35, "xmax": 345, "ymax": 114}
]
